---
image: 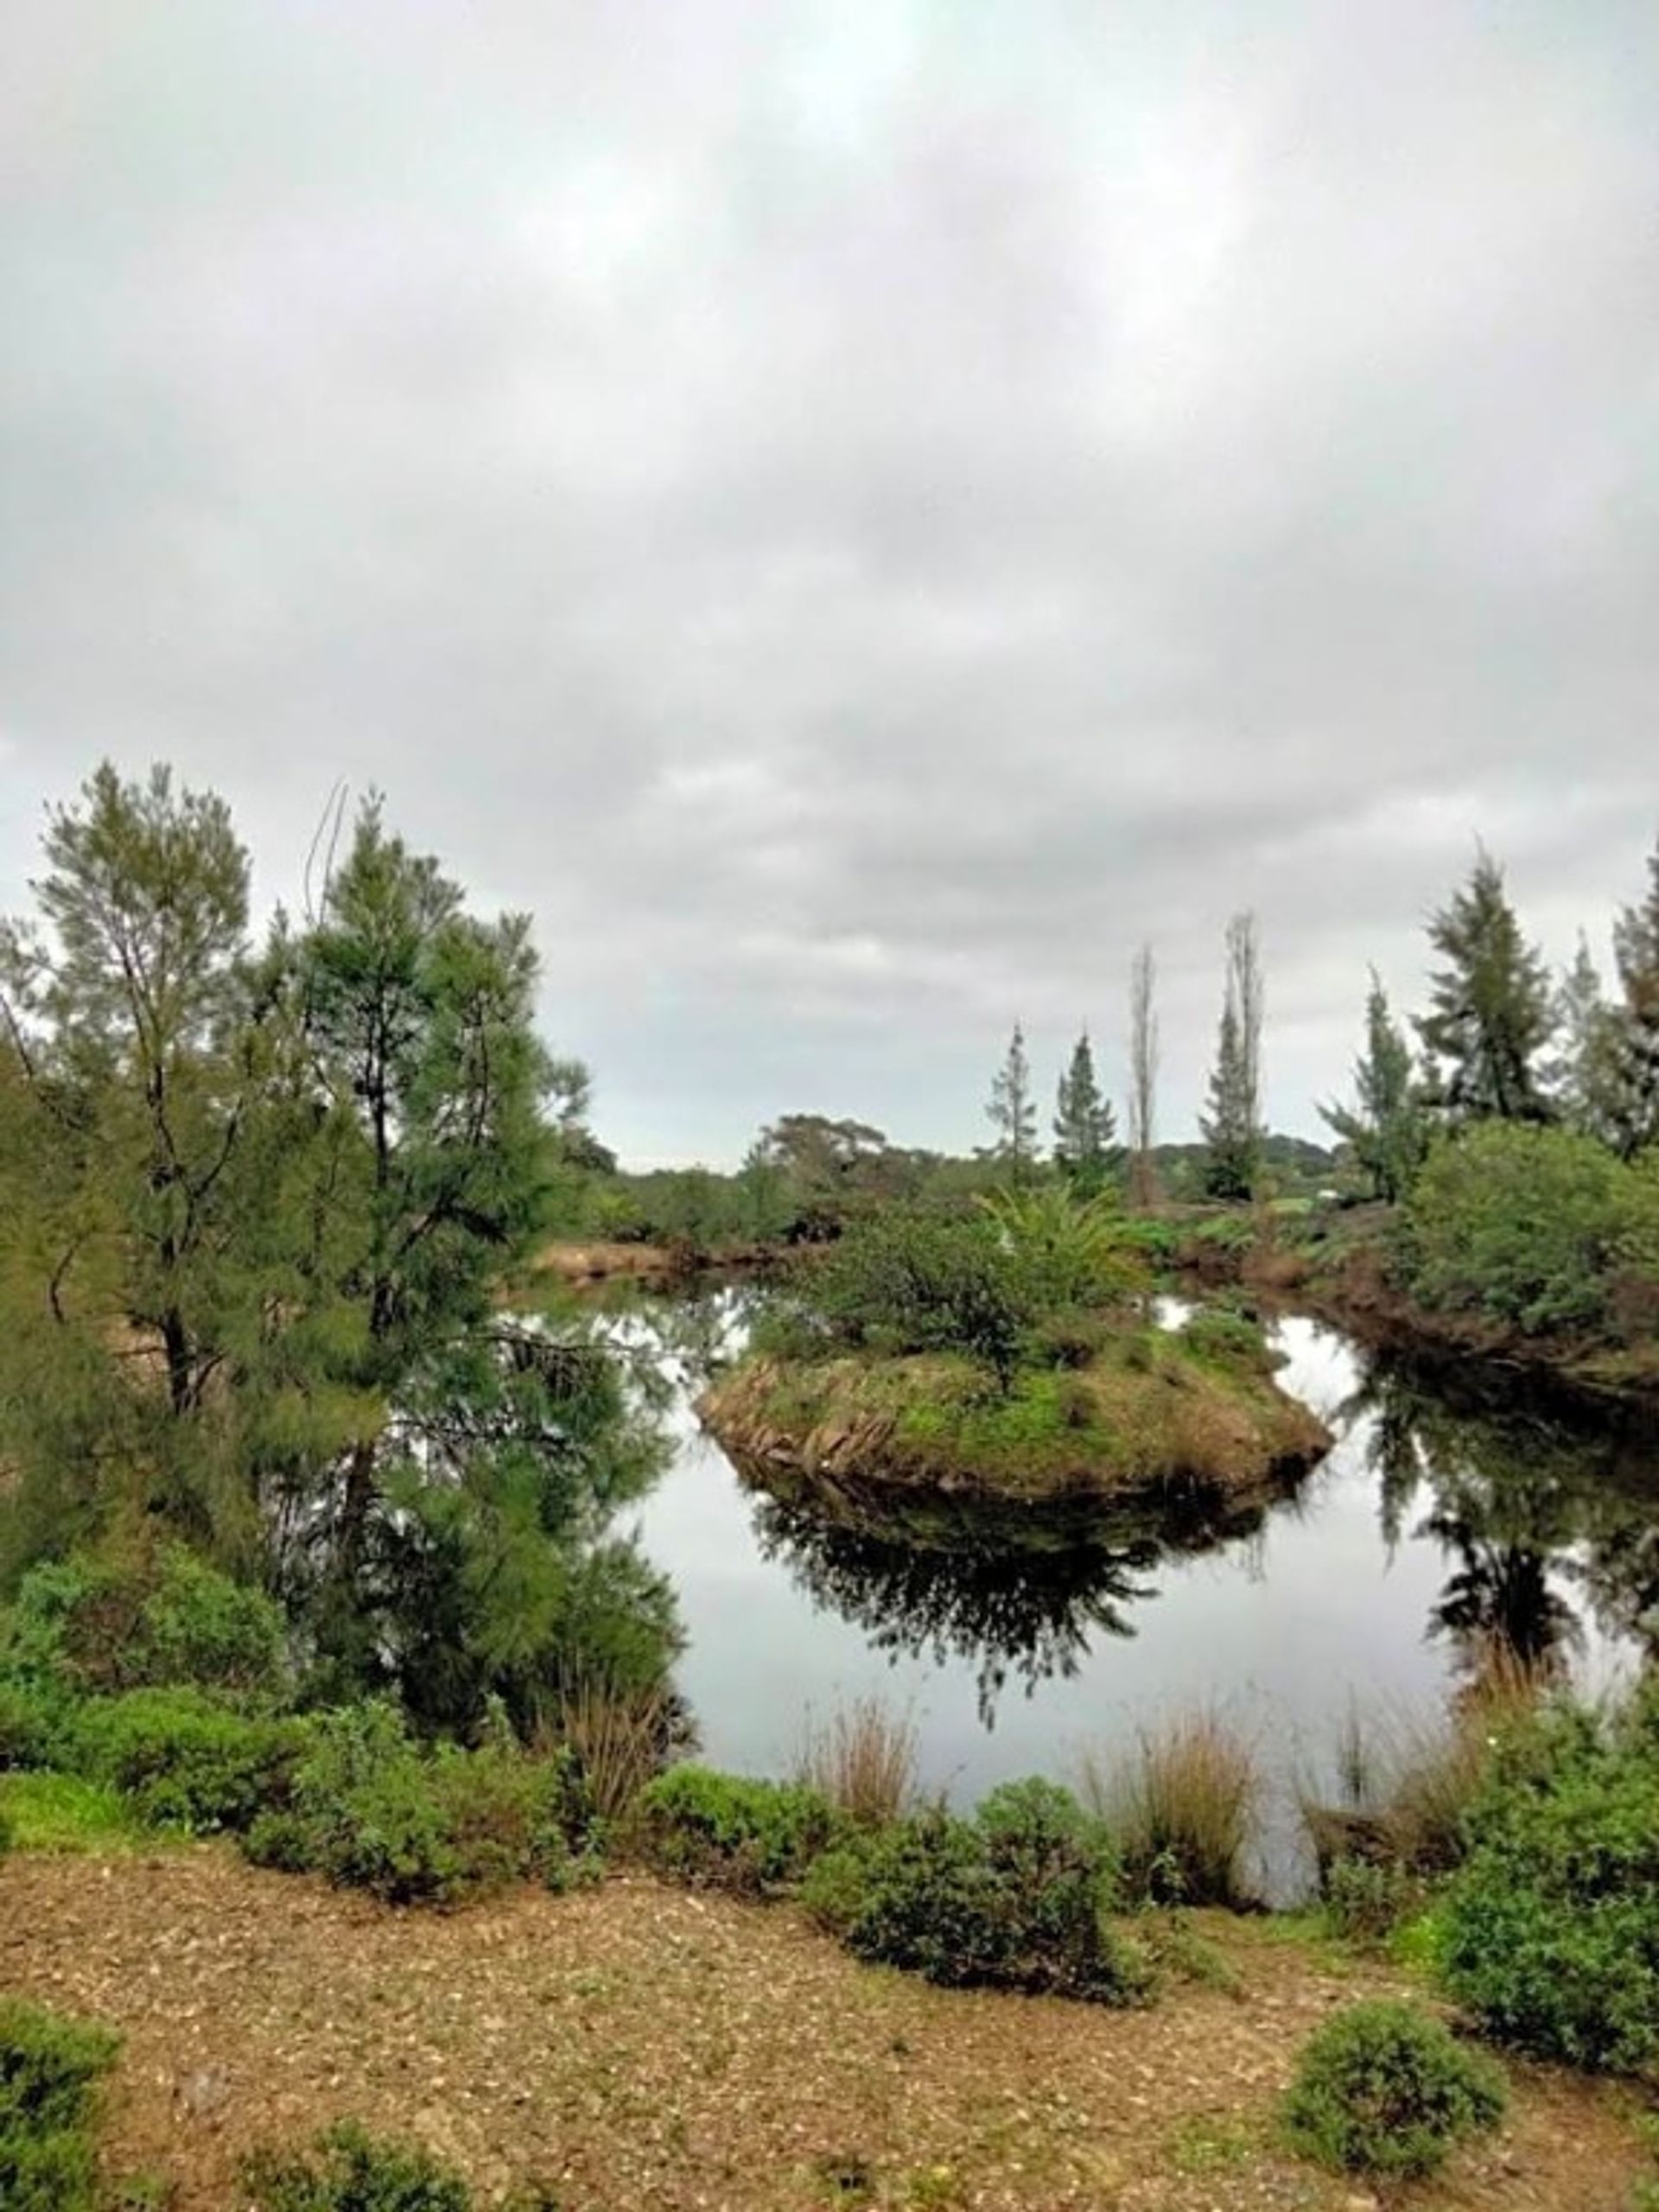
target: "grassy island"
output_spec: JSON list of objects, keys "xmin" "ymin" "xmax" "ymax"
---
[{"xmin": 699, "ymin": 1194, "xmax": 1332, "ymax": 1506}]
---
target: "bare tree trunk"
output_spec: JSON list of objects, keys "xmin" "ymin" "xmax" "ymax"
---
[
  {"xmin": 1228, "ymin": 912, "xmax": 1265, "ymax": 1158},
  {"xmin": 1128, "ymin": 943, "xmax": 1160, "ymax": 1209}
]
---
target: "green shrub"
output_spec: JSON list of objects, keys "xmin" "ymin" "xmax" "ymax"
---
[
  {"xmin": 0, "ymin": 1681, "xmax": 71, "ymax": 1771},
  {"xmin": 1323, "ymin": 1854, "xmax": 1420, "ymax": 1947},
  {"xmin": 1178, "ymin": 1308, "xmax": 1272, "ymax": 1374},
  {"xmin": 243, "ymin": 2121, "xmax": 472, "ymax": 2211},
  {"xmin": 1402, "ymin": 1124, "xmax": 1629, "ymax": 1336},
  {"xmin": 260, "ymin": 1702, "xmax": 582, "ymax": 1905},
  {"xmin": 1281, "ymin": 2000, "xmax": 1505, "ymax": 2179},
  {"xmin": 0, "ymin": 1998, "xmax": 121, "ymax": 2212},
  {"xmin": 1438, "ymin": 1699, "xmax": 1659, "ymax": 2071},
  {"xmin": 799, "ymin": 1210, "xmax": 1028, "ymax": 1383},
  {"xmin": 636, "ymin": 1764, "xmax": 842, "ymax": 1894},
  {"xmin": 802, "ymin": 1780, "xmax": 1143, "ymax": 2005},
  {"xmin": 69, "ymin": 1688, "xmax": 310, "ymax": 1833},
  {"xmin": 0, "ymin": 1547, "xmax": 285, "ymax": 1698}
]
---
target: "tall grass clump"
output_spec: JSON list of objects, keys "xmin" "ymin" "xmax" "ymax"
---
[
  {"xmin": 1300, "ymin": 1674, "xmax": 1543, "ymax": 1923},
  {"xmin": 1084, "ymin": 1708, "xmax": 1260, "ymax": 1907},
  {"xmin": 556, "ymin": 1678, "xmax": 680, "ymax": 1831},
  {"xmin": 798, "ymin": 1697, "xmax": 919, "ymax": 1828}
]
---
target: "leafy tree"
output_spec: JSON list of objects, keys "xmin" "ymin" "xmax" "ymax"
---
[
  {"xmin": 1052, "ymin": 1032, "xmax": 1119, "ymax": 1193},
  {"xmin": 1416, "ymin": 852, "xmax": 1553, "ymax": 1125},
  {"xmin": 0, "ymin": 767, "xmax": 679, "ymax": 1741},
  {"xmin": 1320, "ymin": 971, "xmax": 1429, "ymax": 1202},
  {"xmin": 985, "ymin": 1022, "xmax": 1039, "ymax": 1188},
  {"xmin": 0, "ymin": 763, "xmax": 270, "ymax": 1557},
  {"xmin": 1402, "ymin": 1123, "xmax": 1628, "ymax": 1336},
  {"xmin": 1200, "ymin": 917, "xmax": 1262, "ymax": 1201},
  {"xmin": 750, "ymin": 1114, "xmax": 914, "ymax": 1237},
  {"xmin": 1610, "ymin": 838, "xmax": 1659, "ymax": 1155},
  {"xmin": 268, "ymin": 798, "xmax": 673, "ymax": 1726}
]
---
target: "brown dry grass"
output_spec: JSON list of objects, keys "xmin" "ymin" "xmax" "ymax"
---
[
  {"xmin": 1, "ymin": 1846, "xmax": 1648, "ymax": 2212},
  {"xmin": 1084, "ymin": 1709, "xmax": 1261, "ymax": 1909},
  {"xmin": 798, "ymin": 1696, "xmax": 920, "ymax": 1827}
]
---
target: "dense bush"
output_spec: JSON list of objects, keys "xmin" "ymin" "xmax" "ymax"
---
[
  {"xmin": 243, "ymin": 2121, "xmax": 473, "ymax": 2212},
  {"xmin": 635, "ymin": 1764, "xmax": 843, "ymax": 1894},
  {"xmin": 69, "ymin": 1688, "xmax": 311, "ymax": 1832},
  {"xmin": 245, "ymin": 1700, "xmax": 585, "ymax": 1905},
  {"xmin": 0, "ymin": 1998, "xmax": 122, "ymax": 2212},
  {"xmin": 1402, "ymin": 1124, "xmax": 1629, "ymax": 1336},
  {"xmin": 0, "ymin": 1547, "xmax": 286, "ymax": 1698},
  {"xmin": 802, "ymin": 1779, "xmax": 1144, "ymax": 2004},
  {"xmin": 1281, "ymin": 2000, "xmax": 1505, "ymax": 2179},
  {"xmin": 1438, "ymin": 1696, "xmax": 1659, "ymax": 2070},
  {"xmin": 796, "ymin": 1209, "xmax": 1028, "ymax": 1382}
]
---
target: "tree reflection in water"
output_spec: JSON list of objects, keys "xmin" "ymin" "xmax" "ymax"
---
[
  {"xmin": 744, "ymin": 1473, "xmax": 1285, "ymax": 1726},
  {"xmin": 1344, "ymin": 1350, "xmax": 1659, "ymax": 1684}
]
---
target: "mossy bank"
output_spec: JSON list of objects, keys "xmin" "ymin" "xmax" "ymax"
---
[{"xmin": 699, "ymin": 1319, "xmax": 1332, "ymax": 1507}]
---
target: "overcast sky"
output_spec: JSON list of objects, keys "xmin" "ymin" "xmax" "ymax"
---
[{"xmin": 3, "ymin": 3, "xmax": 1656, "ymax": 1165}]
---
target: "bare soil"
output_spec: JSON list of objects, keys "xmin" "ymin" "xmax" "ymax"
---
[{"xmin": 1, "ymin": 1847, "xmax": 1646, "ymax": 2210}]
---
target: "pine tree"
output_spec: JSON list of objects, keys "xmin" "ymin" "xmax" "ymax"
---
[
  {"xmin": 1320, "ymin": 970, "xmax": 1428, "ymax": 1202},
  {"xmin": 986, "ymin": 1021, "xmax": 1039, "ymax": 1187},
  {"xmin": 1610, "ymin": 840, "xmax": 1659, "ymax": 1154},
  {"xmin": 1052, "ymin": 1031, "xmax": 1120, "ymax": 1194},
  {"xmin": 1415, "ymin": 851, "xmax": 1553, "ymax": 1124},
  {"xmin": 1201, "ymin": 915, "xmax": 1263, "ymax": 1201},
  {"xmin": 1548, "ymin": 934, "xmax": 1624, "ymax": 1145}
]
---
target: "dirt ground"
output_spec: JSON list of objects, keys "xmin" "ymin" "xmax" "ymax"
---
[{"xmin": 0, "ymin": 1846, "xmax": 1647, "ymax": 2211}]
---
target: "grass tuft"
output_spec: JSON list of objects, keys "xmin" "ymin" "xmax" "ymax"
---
[
  {"xmin": 0, "ymin": 1772, "xmax": 151, "ymax": 1854},
  {"xmin": 1082, "ymin": 1708, "xmax": 1260, "ymax": 1908},
  {"xmin": 798, "ymin": 1698, "xmax": 919, "ymax": 1828}
]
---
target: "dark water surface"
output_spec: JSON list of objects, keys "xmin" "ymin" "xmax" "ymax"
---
[{"xmin": 627, "ymin": 1300, "xmax": 1659, "ymax": 1881}]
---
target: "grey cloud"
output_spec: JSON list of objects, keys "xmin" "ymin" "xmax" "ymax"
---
[{"xmin": 3, "ymin": 1, "xmax": 1656, "ymax": 1163}]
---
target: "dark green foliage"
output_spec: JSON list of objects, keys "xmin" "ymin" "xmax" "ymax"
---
[
  {"xmin": 1052, "ymin": 1033, "xmax": 1120, "ymax": 1194},
  {"xmin": 1611, "ymin": 838, "xmax": 1659, "ymax": 1155},
  {"xmin": 0, "ymin": 1548, "xmax": 285, "ymax": 1699},
  {"xmin": 69, "ymin": 1688, "xmax": 310, "ymax": 1833},
  {"xmin": 249, "ymin": 1700, "xmax": 583, "ymax": 1905},
  {"xmin": 0, "ymin": 766, "xmax": 679, "ymax": 1750},
  {"xmin": 1403, "ymin": 1123, "xmax": 1628, "ymax": 1335},
  {"xmin": 243, "ymin": 2122, "xmax": 472, "ymax": 2212},
  {"xmin": 1320, "ymin": 971, "xmax": 1429, "ymax": 1202},
  {"xmin": 0, "ymin": 1680, "xmax": 69, "ymax": 1770},
  {"xmin": 1439, "ymin": 1696, "xmax": 1659, "ymax": 2071},
  {"xmin": 0, "ymin": 1999, "xmax": 121, "ymax": 2212},
  {"xmin": 635, "ymin": 1764, "xmax": 843, "ymax": 1894},
  {"xmin": 1416, "ymin": 850, "xmax": 1553, "ymax": 1125},
  {"xmin": 789, "ymin": 1209, "xmax": 1027, "ymax": 1386},
  {"xmin": 1200, "ymin": 915, "xmax": 1263, "ymax": 1202},
  {"xmin": 1281, "ymin": 2000, "xmax": 1505, "ymax": 2179},
  {"xmin": 801, "ymin": 1779, "xmax": 1143, "ymax": 2004}
]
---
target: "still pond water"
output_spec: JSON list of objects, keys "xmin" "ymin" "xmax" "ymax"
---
[{"xmin": 627, "ymin": 1300, "xmax": 1659, "ymax": 1884}]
